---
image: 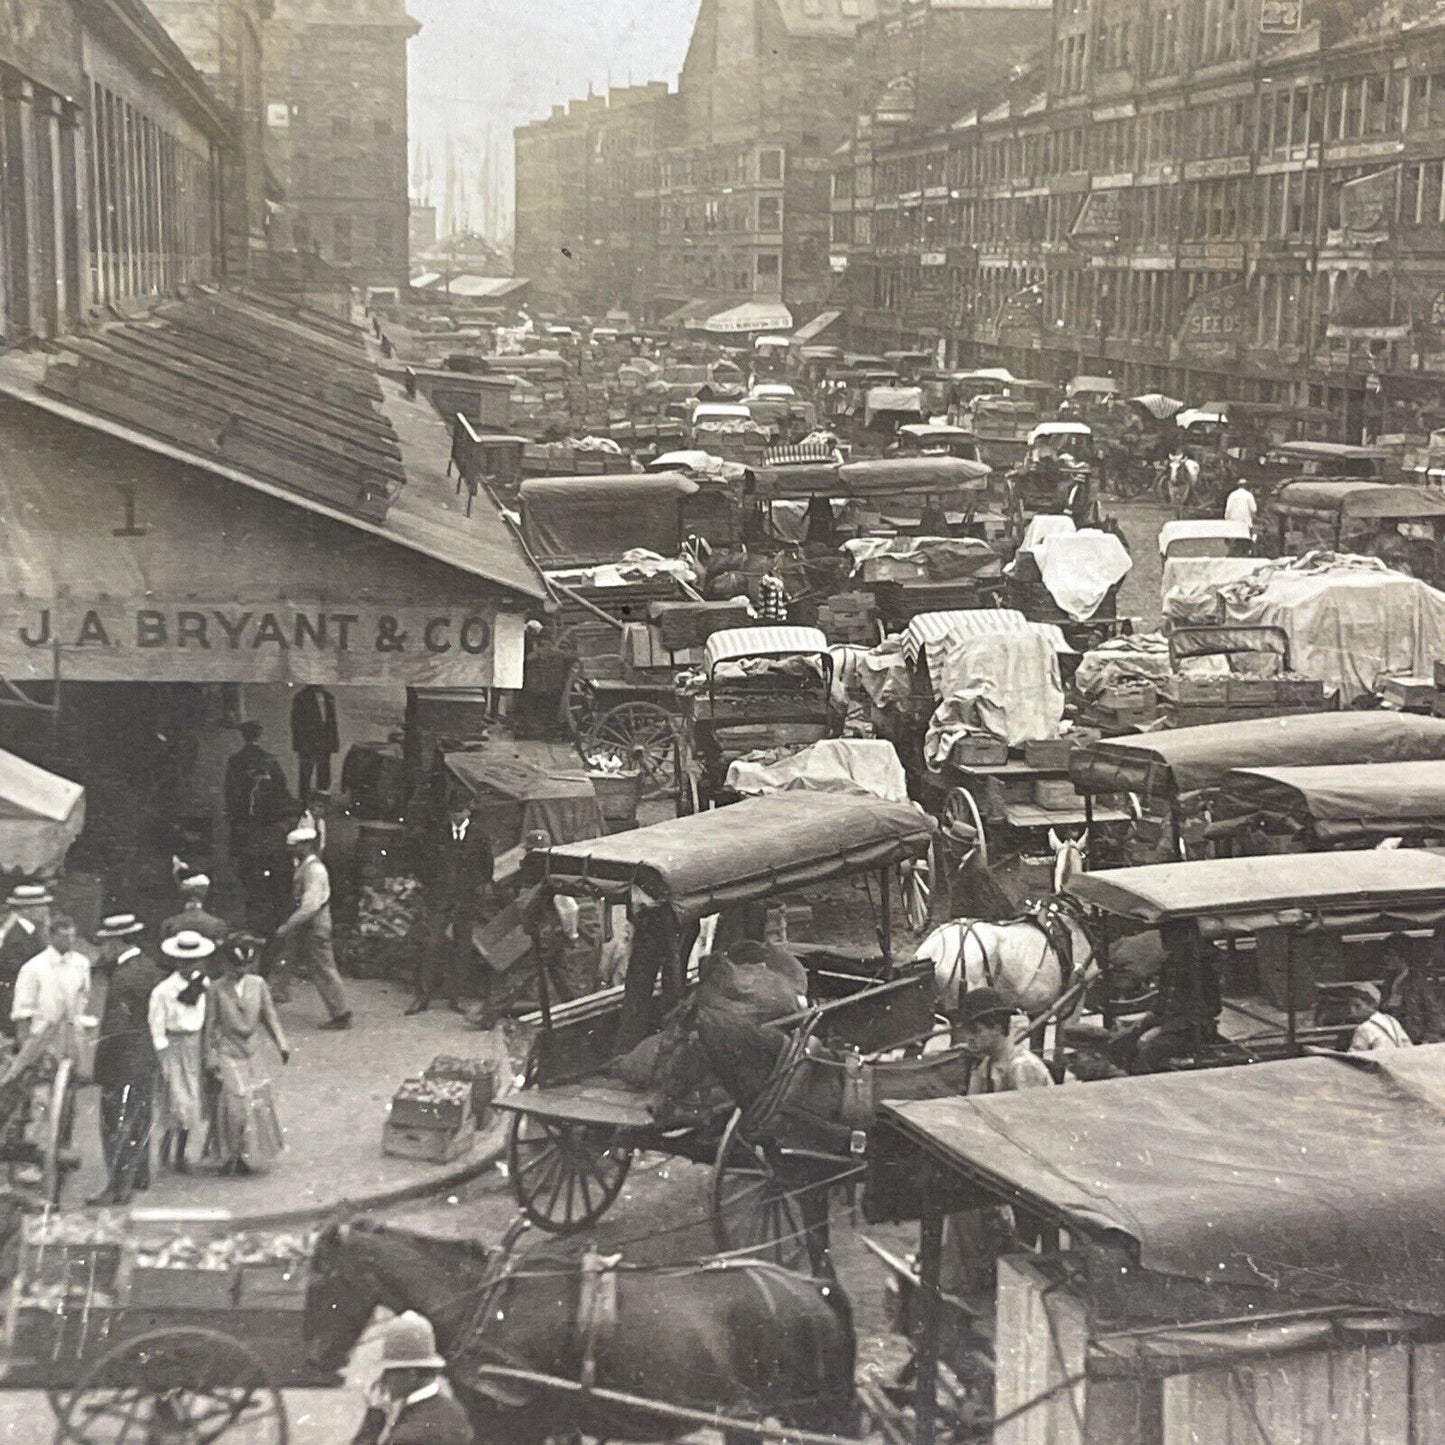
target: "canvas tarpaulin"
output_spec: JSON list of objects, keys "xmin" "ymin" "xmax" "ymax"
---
[
  {"xmin": 0, "ymin": 749, "xmax": 84, "ymax": 876},
  {"xmin": 1161, "ymin": 555, "xmax": 1273, "ymax": 622},
  {"xmin": 442, "ymin": 748, "xmax": 604, "ymax": 861},
  {"xmin": 725, "ymin": 738, "xmax": 910, "ymax": 803},
  {"xmin": 518, "ymin": 475, "xmax": 697, "ymax": 566},
  {"xmin": 1069, "ymin": 711, "xmax": 1445, "ymax": 800},
  {"xmin": 1221, "ymin": 568, "xmax": 1445, "ymax": 703},
  {"xmin": 924, "ymin": 630, "xmax": 1064, "ymax": 756},
  {"xmin": 881, "ymin": 1045, "xmax": 1445, "ymax": 1316}
]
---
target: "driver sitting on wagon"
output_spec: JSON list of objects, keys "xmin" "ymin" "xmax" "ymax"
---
[{"xmin": 1113, "ymin": 920, "xmax": 1225, "ymax": 1073}]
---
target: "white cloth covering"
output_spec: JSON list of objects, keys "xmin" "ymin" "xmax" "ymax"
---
[
  {"xmin": 924, "ymin": 631, "xmax": 1065, "ymax": 755},
  {"xmin": 1022, "ymin": 529, "xmax": 1132, "ymax": 622},
  {"xmin": 726, "ymin": 738, "xmax": 910, "ymax": 803}
]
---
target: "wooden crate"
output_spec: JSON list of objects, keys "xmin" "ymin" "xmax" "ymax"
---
[
  {"xmin": 1032, "ymin": 779, "xmax": 1079, "ymax": 811},
  {"xmin": 382, "ymin": 1117, "xmax": 476, "ymax": 1164},
  {"xmin": 388, "ymin": 1082, "xmax": 471, "ymax": 1130},
  {"xmin": 1023, "ymin": 737, "xmax": 1073, "ymax": 769},
  {"xmin": 1379, "ymin": 675, "xmax": 1436, "ymax": 711},
  {"xmin": 424, "ymin": 1056, "xmax": 499, "ymax": 1122},
  {"xmin": 949, "ymin": 734, "xmax": 1008, "ymax": 766},
  {"xmin": 1226, "ymin": 676, "xmax": 1280, "ymax": 705},
  {"xmin": 127, "ymin": 1267, "xmax": 238, "ymax": 1311},
  {"xmin": 1158, "ymin": 675, "xmax": 1229, "ymax": 706}
]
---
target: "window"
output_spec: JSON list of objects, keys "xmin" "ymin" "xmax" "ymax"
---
[
  {"xmin": 756, "ymin": 251, "xmax": 780, "ymax": 279},
  {"xmin": 758, "ymin": 148, "xmax": 783, "ymax": 182},
  {"xmin": 758, "ymin": 195, "xmax": 781, "ymax": 232}
]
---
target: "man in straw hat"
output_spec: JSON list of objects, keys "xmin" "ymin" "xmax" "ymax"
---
[
  {"xmin": 91, "ymin": 914, "xmax": 166, "ymax": 1205},
  {"xmin": 150, "ymin": 931, "xmax": 212, "ymax": 1173},
  {"xmin": 274, "ymin": 824, "xmax": 351, "ymax": 1029},
  {"xmin": 0, "ymin": 883, "xmax": 53, "ymax": 1032},
  {"xmin": 351, "ymin": 1310, "xmax": 471, "ymax": 1445}
]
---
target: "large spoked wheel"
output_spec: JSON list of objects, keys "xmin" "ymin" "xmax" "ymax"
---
[
  {"xmin": 560, "ymin": 666, "xmax": 596, "ymax": 738},
  {"xmin": 9, "ymin": 1056, "xmax": 77, "ymax": 1207},
  {"xmin": 899, "ymin": 851, "xmax": 933, "ymax": 933},
  {"xmin": 710, "ymin": 1109, "xmax": 809, "ymax": 1271},
  {"xmin": 508, "ymin": 1111, "xmax": 633, "ymax": 1232},
  {"xmin": 54, "ymin": 1328, "xmax": 287, "ymax": 1445},
  {"xmin": 581, "ymin": 702, "xmax": 677, "ymax": 798}
]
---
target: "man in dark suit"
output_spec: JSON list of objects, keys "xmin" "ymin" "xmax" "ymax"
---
[
  {"xmin": 410, "ymin": 798, "xmax": 493, "ymax": 1016},
  {"xmin": 0, "ymin": 883, "xmax": 51, "ymax": 1034},
  {"xmin": 89, "ymin": 913, "xmax": 168, "ymax": 1206},
  {"xmin": 290, "ymin": 686, "xmax": 339, "ymax": 798}
]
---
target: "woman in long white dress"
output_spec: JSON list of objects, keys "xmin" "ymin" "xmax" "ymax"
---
[
  {"xmin": 205, "ymin": 934, "xmax": 289, "ymax": 1176},
  {"xmin": 151, "ymin": 931, "xmax": 212, "ymax": 1174}
]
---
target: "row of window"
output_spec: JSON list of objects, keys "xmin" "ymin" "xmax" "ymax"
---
[
  {"xmin": 1055, "ymin": 0, "xmax": 1248, "ymax": 95},
  {"xmin": 660, "ymin": 195, "xmax": 784, "ymax": 235}
]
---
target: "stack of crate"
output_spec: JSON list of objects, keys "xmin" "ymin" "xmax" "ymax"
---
[
  {"xmin": 1158, "ymin": 674, "xmax": 1328, "ymax": 726},
  {"xmin": 1085, "ymin": 682, "xmax": 1162, "ymax": 732},
  {"xmin": 817, "ymin": 592, "xmax": 878, "ymax": 645},
  {"xmin": 382, "ymin": 1077, "xmax": 476, "ymax": 1163},
  {"xmin": 1376, "ymin": 671, "xmax": 1441, "ymax": 714}
]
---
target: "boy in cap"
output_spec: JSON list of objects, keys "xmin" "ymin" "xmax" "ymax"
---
[
  {"xmin": 0, "ymin": 883, "xmax": 53, "ymax": 1032},
  {"xmin": 351, "ymin": 1311, "xmax": 471, "ymax": 1445},
  {"xmin": 955, "ymin": 987, "xmax": 1054, "ymax": 1095},
  {"xmin": 1346, "ymin": 982, "xmax": 1413, "ymax": 1053},
  {"xmin": 91, "ymin": 914, "xmax": 167, "ymax": 1205}
]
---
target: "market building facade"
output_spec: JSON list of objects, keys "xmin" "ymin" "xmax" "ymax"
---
[{"xmin": 837, "ymin": 0, "xmax": 1445, "ymax": 442}]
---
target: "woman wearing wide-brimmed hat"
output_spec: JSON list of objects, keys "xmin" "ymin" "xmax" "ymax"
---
[{"xmin": 150, "ymin": 931, "xmax": 212, "ymax": 1173}]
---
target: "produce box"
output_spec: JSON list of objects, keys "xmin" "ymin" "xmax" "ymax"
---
[
  {"xmin": 948, "ymin": 733, "xmax": 1008, "ymax": 767},
  {"xmin": 1099, "ymin": 683, "xmax": 1157, "ymax": 712},
  {"xmin": 382, "ymin": 1117, "xmax": 476, "ymax": 1164},
  {"xmin": 1032, "ymin": 779, "xmax": 1080, "ymax": 812},
  {"xmin": 424, "ymin": 1055, "xmax": 499, "ymax": 1122},
  {"xmin": 649, "ymin": 598, "xmax": 752, "ymax": 651},
  {"xmin": 1225, "ymin": 676, "xmax": 1280, "ymax": 705},
  {"xmin": 20, "ymin": 1214, "xmax": 126, "ymax": 1295},
  {"xmin": 1378, "ymin": 675, "xmax": 1436, "ymax": 711},
  {"xmin": 1277, "ymin": 678, "xmax": 1326, "ymax": 708},
  {"xmin": 389, "ymin": 1077, "xmax": 472, "ymax": 1130},
  {"xmin": 1158, "ymin": 675, "xmax": 1230, "ymax": 706},
  {"xmin": 1023, "ymin": 737, "xmax": 1073, "ymax": 770}
]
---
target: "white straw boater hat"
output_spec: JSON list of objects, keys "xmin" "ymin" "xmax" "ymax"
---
[
  {"xmin": 161, "ymin": 930, "xmax": 216, "ymax": 961},
  {"xmin": 286, "ymin": 825, "xmax": 318, "ymax": 847},
  {"xmin": 96, "ymin": 913, "xmax": 145, "ymax": 939},
  {"xmin": 6, "ymin": 883, "xmax": 53, "ymax": 909}
]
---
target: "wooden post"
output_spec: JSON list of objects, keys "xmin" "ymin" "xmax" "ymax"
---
[
  {"xmin": 879, "ymin": 865, "xmax": 893, "ymax": 977},
  {"xmin": 914, "ymin": 1161, "xmax": 945, "ymax": 1445}
]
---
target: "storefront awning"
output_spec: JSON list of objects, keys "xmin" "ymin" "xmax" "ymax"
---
[
  {"xmin": 658, "ymin": 298, "xmax": 713, "ymax": 328},
  {"xmin": 0, "ymin": 290, "xmax": 541, "ymax": 688},
  {"xmin": 790, "ymin": 309, "xmax": 843, "ymax": 345},
  {"xmin": 0, "ymin": 750, "xmax": 84, "ymax": 876},
  {"xmin": 696, "ymin": 302, "xmax": 794, "ymax": 334}
]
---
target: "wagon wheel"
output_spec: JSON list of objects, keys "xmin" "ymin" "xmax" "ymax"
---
[
  {"xmin": 710, "ymin": 1109, "xmax": 809, "ymax": 1271},
  {"xmin": 508, "ymin": 1111, "xmax": 633, "ymax": 1232},
  {"xmin": 899, "ymin": 850, "xmax": 933, "ymax": 933},
  {"xmin": 581, "ymin": 702, "xmax": 677, "ymax": 799},
  {"xmin": 561, "ymin": 665, "xmax": 596, "ymax": 738},
  {"xmin": 40, "ymin": 1056, "xmax": 76, "ymax": 1209},
  {"xmin": 54, "ymin": 1327, "xmax": 287, "ymax": 1445}
]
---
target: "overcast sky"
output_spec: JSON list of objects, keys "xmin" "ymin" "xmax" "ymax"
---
[{"xmin": 407, "ymin": 0, "xmax": 701, "ymax": 240}]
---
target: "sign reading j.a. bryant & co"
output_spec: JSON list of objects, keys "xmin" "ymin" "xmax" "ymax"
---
[
  {"xmin": 0, "ymin": 601, "xmax": 526, "ymax": 688},
  {"xmin": 1175, "ymin": 283, "xmax": 1249, "ymax": 365}
]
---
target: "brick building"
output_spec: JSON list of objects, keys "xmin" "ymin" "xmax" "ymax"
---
[
  {"xmin": 262, "ymin": 0, "xmax": 418, "ymax": 287},
  {"xmin": 0, "ymin": 0, "xmax": 231, "ymax": 344},
  {"xmin": 514, "ymin": 83, "xmax": 673, "ymax": 316},
  {"xmin": 838, "ymin": 0, "xmax": 1445, "ymax": 440}
]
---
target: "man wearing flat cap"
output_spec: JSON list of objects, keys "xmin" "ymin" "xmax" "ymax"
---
[
  {"xmin": 0, "ymin": 884, "xmax": 52, "ymax": 1034},
  {"xmin": 955, "ymin": 987, "xmax": 1054, "ymax": 1095},
  {"xmin": 91, "ymin": 914, "xmax": 166, "ymax": 1205},
  {"xmin": 274, "ymin": 825, "xmax": 351, "ymax": 1030}
]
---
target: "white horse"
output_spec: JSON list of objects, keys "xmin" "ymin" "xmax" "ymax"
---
[{"xmin": 917, "ymin": 827, "xmax": 1094, "ymax": 1018}]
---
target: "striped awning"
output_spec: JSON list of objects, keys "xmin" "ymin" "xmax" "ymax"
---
[
  {"xmin": 903, "ymin": 610, "xmax": 1071, "ymax": 687},
  {"xmin": 704, "ymin": 625, "xmax": 831, "ymax": 670}
]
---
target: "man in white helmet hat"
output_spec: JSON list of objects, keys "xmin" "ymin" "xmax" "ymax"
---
[
  {"xmin": 274, "ymin": 825, "xmax": 351, "ymax": 1029},
  {"xmin": 351, "ymin": 1310, "xmax": 471, "ymax": 1445}
]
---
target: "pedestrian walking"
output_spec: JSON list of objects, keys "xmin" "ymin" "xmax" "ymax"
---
[
  {"xmin": 11, "ymin": 913, "xmax": 90, "ymax": 1057},
  {"xmin": 411, "ymin": 798, "xmax": 492, "ymax": 1016},
  {"xmin": 1224, "ymin": 476, "xmax": 1257, "ymax": 536},
  {"xmin": 205, "ymin": 934, "xmax": 288, "ymax": 1176},
  {"xmin": 275, "ymin": 825, "xmax": 351, "ymax": 1029},
  {"xmin": 90, "ymin": 913, "xmax": 166, "ymax": 1206},
  {"xmin": 151, "ymin": 931, "xmax": 212, "ymax": 1173},
  {"xmin": 351, "ymin": 1311, "xmax": 472, "ymax": 1445},
  {"xmin": 160, "ymin": 866, "xmax": 231, "ymax": 957},
  {"xmin": 0, "ymin": 883, "xmax": 52, "ymax": 1033}
]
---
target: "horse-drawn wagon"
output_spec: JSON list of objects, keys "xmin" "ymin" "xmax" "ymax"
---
[
  {"xmin": 1008, "ymin": 421, "xmax": 1097, "ymax": 524},
  {"xmin": 493, "ymin": 793, "xmax": 938, "ymax": 1261}
]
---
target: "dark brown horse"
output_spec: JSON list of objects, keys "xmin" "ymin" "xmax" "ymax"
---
[{"xmin": 304, "ymin": 1217, "xmax": 858, "ymax": 1444}]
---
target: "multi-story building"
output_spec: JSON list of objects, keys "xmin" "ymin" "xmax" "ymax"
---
[
  {"xmin": 146, "ymin": 0, "xmax": 273, "ymax": 271},
  {"xmin": 261, "ymin": 0, "xmax": 417, "ymax": 287},
  {"xmin": 0, "ymin": 0, "xmax": 231, "ymax": 344},
  {"xmin": 514, "ymin": 84, "xmax": 674, "ymax": 317},
  {"xmin": 652, "ymin": 0, "xmax": 875, "ymax": 326},
  {"xmin": 842, "ymin": 0, "xmax": 1445, "ymax": 439}
]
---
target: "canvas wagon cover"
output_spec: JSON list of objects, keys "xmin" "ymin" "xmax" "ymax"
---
[
  {"xmin": 0, "ymin": 750, "xmax": 84, "ymax": 876},
  {"xmin": 1217, "ymin": 760, "xmax": 1445, "ymax": 840},
  {"xmin": 881, "ymin": 1046, "xmax": 1445, "ymax": 1315},
  {"xmin": 443, "ymin": 749, "xmax": 604, "ymax": 855}
]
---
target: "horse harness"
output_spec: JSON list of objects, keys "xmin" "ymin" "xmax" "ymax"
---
[{"xmin": 946, "ymin": 899, "xmax": 1084, "ymax": 1012}]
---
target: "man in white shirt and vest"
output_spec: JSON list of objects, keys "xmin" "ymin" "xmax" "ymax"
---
[{"xmin": 275, "ymin": 825, "xmax": 351, "ymax": 1029}]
